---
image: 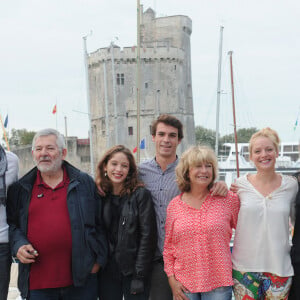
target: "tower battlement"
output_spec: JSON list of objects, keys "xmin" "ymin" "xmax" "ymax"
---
[{"xmin": 88, "ymin": 7, "xmax": 195, "ymax": 166}]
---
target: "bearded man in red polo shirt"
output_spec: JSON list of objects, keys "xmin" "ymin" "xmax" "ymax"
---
[{"xmin": 6, "ymin": 128, "xmax": 107, "ymax": 300}]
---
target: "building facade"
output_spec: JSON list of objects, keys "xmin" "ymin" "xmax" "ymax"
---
[{"xmin": 88, "ymin": 6, "xmax": 195, "ymax": 168}]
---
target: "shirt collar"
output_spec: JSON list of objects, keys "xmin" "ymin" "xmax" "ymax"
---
[
  {"xmin": 37, "ymin": 166, "xmax": 68, "ymax": 190},
  {"xmin": 152, "ymin": 155, "xmax": 179, "ymax": 171}
]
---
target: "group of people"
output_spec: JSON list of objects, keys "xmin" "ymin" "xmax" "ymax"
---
[
  {"xmin": 163, "ymin": 127, "xmax": 299, "ymax": 300},
  {"xmin": 0, "ymin": 114, "xmax": 299, "ymax": 300}
]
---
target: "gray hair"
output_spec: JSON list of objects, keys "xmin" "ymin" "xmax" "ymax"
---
[{"xmin": 32, "ymin": 128, "xmax": 66, "ymax": 152}]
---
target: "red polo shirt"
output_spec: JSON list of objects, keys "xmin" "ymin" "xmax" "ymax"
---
[{"xmin": 27, "ymin": 168, "xmax": 73, "ymax": 290}]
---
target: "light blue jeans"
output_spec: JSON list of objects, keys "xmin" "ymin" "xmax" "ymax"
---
[{"xmin": 184, "ymin": 286, "xmax": 232, "ymax": 300}]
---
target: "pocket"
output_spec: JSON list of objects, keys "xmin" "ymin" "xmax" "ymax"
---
[{"xmin": 210, "ymin": 286, "xmax": 232, "ymax": 300}]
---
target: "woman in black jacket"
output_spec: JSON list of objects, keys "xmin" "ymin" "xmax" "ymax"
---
[
  {"xmin": 289, "ymin": 172, "xmax": 300, "ymax": 300},
  {"xmin": 96, "ymin": 145, "xmax": 157, "ymax": 300}
]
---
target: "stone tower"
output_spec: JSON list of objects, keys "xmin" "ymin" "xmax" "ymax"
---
[{"xmin": 88, "ymin": 7, "xmax": 195, "ymax": 167}]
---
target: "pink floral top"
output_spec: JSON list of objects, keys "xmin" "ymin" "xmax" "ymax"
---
[{"xmin": 163, "ymin": 191, "xmax": 240, "ymax": 293}]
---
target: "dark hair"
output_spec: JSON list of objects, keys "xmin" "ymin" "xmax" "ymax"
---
[
  {"xmin": 151, "ymin": 114, "xmax": 184, "ymax": 140},
  {"xmin": 95, "ymin": 145, "xmax": 143, "ymax": 196}
]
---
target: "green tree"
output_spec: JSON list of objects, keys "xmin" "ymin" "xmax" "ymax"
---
[
  {"xmin": 195, "ymin": 126, "xmax": 217, "ymax": 149},
  {"xmin": 195, "ymin": 126, "xmax": 259, "ymax": 156},
  {"xmin": 220, "ymin": 127, "xmax": 258, "ymax": 144},
  {"xmin": 7, "ymin": 128, "xmax": 36, "ymax": 147}
]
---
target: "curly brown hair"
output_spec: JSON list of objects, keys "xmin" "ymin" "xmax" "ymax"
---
[{"xmin": 95, "ymin": 145, "xmax": 143, "ymax": 196}]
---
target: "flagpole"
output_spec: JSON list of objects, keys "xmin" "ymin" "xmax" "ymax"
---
[
  {"xmin": 55, "ymin": 100, "xmax": 58, "ymax": 130},
  {"xmin": 83, "ymin": 33, "xmax": 95, "ymax": 177},
  {"xmin": 0, "ymin": 115, "xmax": 10, "ymax": 151},
  {"xmin": 136, "ymin": 0, "xmax": 141, "ymax": 163}
]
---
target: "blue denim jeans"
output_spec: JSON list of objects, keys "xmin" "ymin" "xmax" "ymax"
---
[
  {"xmin": 185, "ymin": 286, "xmax": 232, "ymax": 300},
  {"xmin": 0, "ymin": 243, "xmax": 12, "ymax": 300},
  {"xmin": 28, "ymin": 273, "xmax": 98, "ymax": 300}
]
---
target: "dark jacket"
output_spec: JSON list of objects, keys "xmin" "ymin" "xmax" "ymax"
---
[
  {"xmin": 292, "ymin": 172, "xmax": 300, "ymax": 274},
  {"xmin": 102, "ymin": 187, "xmax": 157, "ymax": 280},
  {"xmin": 6, "ymin": 161, "xmax": 107, "ymax": 298}
]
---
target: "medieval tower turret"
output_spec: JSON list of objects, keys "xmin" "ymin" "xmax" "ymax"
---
[{"xmin": 88, "ymin": 7, "xmax": 195, "ymax": 166}]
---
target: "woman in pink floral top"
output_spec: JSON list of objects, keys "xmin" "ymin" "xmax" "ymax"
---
[{"xmin": 163, "ymin": 145, "xmax": 240, "ymax": 300}]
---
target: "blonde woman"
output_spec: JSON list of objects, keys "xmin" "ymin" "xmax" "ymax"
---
[
  {"xmin": 231, "ymin": 128, "xmax": 298, "ymax": 299},
  {"xmin": 163, "ymin": 145, "xmax": 239, "ymax": 300}
]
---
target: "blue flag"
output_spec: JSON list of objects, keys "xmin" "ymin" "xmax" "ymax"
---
[
  {"xmin": 140, "ymin": 138, "xmax": 145, "ymax": 149},
  {"xmin": 3, "ymin": 115, "xmax": 8, "ymax": 128},
  {"xmin": 294, "ymin": 109, "xmax": 300, "ymax": 131}
]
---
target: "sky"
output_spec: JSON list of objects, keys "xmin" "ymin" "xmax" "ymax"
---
[{"xmin": 0, "ymin": 0, "xmax": 300, "ymax": 142}]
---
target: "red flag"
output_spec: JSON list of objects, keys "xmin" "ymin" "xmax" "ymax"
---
[
  {"xmin": 133, "ymin": 146, "xmax": 137, "ymax": 153},
  {"xmin": 52, "ymin": 105, "xmax": 57, "ymax": 114}
]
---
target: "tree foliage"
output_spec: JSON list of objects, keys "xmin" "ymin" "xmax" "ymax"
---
[
  {"xmin": 195, "ymin": 126, "xmax": 258, "ymax": 155},
  {"xmin": 7, "ymin": 128, "xmax": 36, "ymax": 147},
  {"xmin": 219, "ymin": 127, "xmax": 258, "ymax": 144},
  {"xmin": 195, "ymin": 126, "xmax": 217, "ymax": 149}
]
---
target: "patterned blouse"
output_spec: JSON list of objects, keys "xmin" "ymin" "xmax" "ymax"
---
[{"xmin": 163, "ymin": 191, "xmax": 240, "ymax": 293}]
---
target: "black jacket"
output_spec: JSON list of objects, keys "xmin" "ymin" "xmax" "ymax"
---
[
  {"xmin": 102, "ymin": 187, "xmax": 157, "ymax": 280},
  {"xmin": 6, "ymin": 161, "xmax": 107, "ymax": 298},
  {"xmin": 292, "ymin": 172, "xmax": 300, "ymax": 274}
]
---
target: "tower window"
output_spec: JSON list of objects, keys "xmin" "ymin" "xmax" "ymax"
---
[
  {"xmin": 117, "ymin": 73, "xmax": 125, "ymax": 85},
  {"xmin": 128, "ymin": 127, "xmax": 133, "ymax": 135}
]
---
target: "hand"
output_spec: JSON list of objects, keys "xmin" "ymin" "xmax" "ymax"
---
[
  {"xmin": 230, "ymin": 182, "xmax": 239, "ymax": 194},
  {"xmin": 210, "ymin": 181, "xmax": 228, "ymax": 196},
  {"xmin": 91, "ymin": 263, "xmax": 101, "ymax": 273},
  {"xmin": 130, "ymin": 278, "xmax": 144, "ymax": 294},
  {"xmin": 16, "ymin": 244, "xmax": 38, "ymax": 264},
  {"xmin": 168, "ymin": 276, "xmax": 189, "ymax": 300},
  {"xmin": 97, "ymin": 186, "xmax": 106, "ymax": 197}
]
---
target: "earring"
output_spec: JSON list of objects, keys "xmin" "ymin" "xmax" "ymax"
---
[{"xmin": 104, "ymin": 172, "xmax": 107, "ymax": 177}]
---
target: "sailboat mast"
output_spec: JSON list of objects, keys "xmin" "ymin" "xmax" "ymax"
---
[
  {"xmin": 215, "ymin": 26, "xmax": 224, "ymax": 156},
  {"xmin": 228, "ymin": 51, "xmax": 240, "ymax": 177}
]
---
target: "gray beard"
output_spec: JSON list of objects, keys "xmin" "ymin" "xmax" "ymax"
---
[{"xmin": 35, "ymin": 158, "xmax": 63, "ymax": 174}]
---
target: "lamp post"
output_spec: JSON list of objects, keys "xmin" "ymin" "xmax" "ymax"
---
[{"xmin": 110, "ymin": 41, "xmax": 118, "ymax": 145}]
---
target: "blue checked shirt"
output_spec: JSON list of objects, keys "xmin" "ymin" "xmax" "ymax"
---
[{"xmin": 138, "ymin": 157, "xmax": 180, "ymax": 256}]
